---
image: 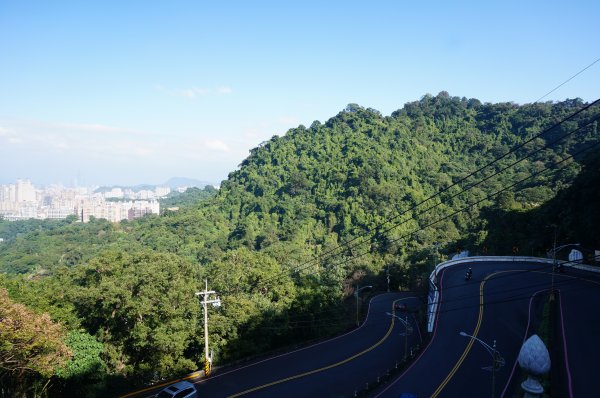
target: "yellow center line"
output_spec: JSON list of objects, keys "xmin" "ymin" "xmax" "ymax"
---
[
  {"xmin": 430, "ymin": 271, "xmax": 514, "ymax": 398},
  {"xmin": 430, "ymin": 267, "xmax": 600, "ymax": 397},
  {"xmin": 226, "ymin": 299, "xmax": 405, "ymax": 398}
]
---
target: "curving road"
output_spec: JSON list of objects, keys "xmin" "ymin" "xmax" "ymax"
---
[
  {"xmin": 373, "ymin": 258, "xmax": 600, "ymax": 398},
  {"xmin": 124, "ymin": 292, "xmax": 423, "ymax": 398},
  {"xmin": 123, "ymin": 257, "xmax": 599, "ymax": 398}
]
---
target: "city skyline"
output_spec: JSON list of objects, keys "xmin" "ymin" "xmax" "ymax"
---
[
  {"xmin": 0, "ymin": 178, "xmax": 164, "ymax": 222},
  {"xmin": 1, "ymin": 1, "xmax": 599, "ymax": 186}
]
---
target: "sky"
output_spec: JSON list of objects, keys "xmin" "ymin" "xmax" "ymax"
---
[{"xmin": 1, "ymin": 0, "xmax": 599, "ymax": 187}]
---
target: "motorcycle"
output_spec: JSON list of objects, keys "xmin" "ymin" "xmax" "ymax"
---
[{"xmin": 465, "ymin": 269, "xmax": 472, "ymax": 281}]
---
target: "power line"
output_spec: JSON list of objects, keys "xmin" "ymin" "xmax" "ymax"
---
[
  {"xmin": 534, "ymin": 57, "xmax": 600, "ymax": 103},
  {"xmin": 265, "ymin": 131, "xmax": 599, "ymax": 302},
  {"xmin": 212, "ymin": 103, "xmax": 600, "ymax": 337},
  {"xmin": 261, "ymin": 100, "xmax": 599, "ymax": 286},
  {"xmin": 244, "ymin": 164, "xmax": 597, "ymax": 345},
  {"xmin": 264, "ymin": 255, "xmax": 600, "ymax": 331},
  {"xmin": 256, "ymin": 105, "xmax": 600, "ymax": 288},
  {"xmin": 327, "ymin": 136, "xmax": 600, "ymax": 274},
  {"xmin": 255, "ymin": 99, "xmax": 600, "ymax": 284}
]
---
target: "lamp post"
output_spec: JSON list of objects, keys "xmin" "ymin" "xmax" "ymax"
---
[
  {"xmin": 354, "ymin": 285, "xmax": 372, "ymax": 326},
  {"xmin": 459, "ymin": 332, "xmax": 505, "ymax": 398},
  {"xmin": 387, "ymin": 310, "xmax": 413, "ymax": 360}
]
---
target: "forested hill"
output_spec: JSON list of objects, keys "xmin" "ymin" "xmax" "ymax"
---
[
  {"xmin": 1, "ymin": 93, "xmax": 598, "ymax": 396},
  {"xmin": 218, "ymin": 94, "xmax": 597, "ymax": 257}
]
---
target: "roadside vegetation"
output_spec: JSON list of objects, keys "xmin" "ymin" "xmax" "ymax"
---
[{"xmin": 0, "ymin": 93, "xmax": 598, "ymax": 396}]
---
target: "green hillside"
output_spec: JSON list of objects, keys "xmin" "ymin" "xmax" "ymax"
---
[{"xmin": 1, "ymin": 93, "xmax": 598, "ymax": 396}]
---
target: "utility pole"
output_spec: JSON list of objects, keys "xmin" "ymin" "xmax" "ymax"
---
[
  {"xmin": 354, "ymin": 285, "xmax": 372, "ymax": 326},
  {"xmin": 404, "ymin": 314, "xmax": 409, "ymax": 361},
  {"xmin": 196, "ymin": 279, "xmax": 221, "ymax": 376},
  {"xmin": 386, "ymin": 265, "xmax": 390, "ymax": 292},
  {"xmin": 550, "ymin": 225, "xmax": 557, "ymax": 302},
  {"xmin": 355, "ymin": 285, "xmax": 360, "ymax": 327},
  {"xmin": 491, "ymin": 340, "xmax": 498, "ymax": 398}
]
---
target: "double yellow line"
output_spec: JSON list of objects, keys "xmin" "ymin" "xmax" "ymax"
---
[
  {"xmin": 227, "ymin": 298, "xmax": 405, "ymax": 397},
  {"xmin": 121, "ymin": 297, "xmax": 408, "ymax": 398},
  {"xmin": 430, "ymin": 272, "xmax": 499, "ymax": 397},
  {"xmin": 431, "ymin": 267, "xmax": 600, "ymax": 397}
]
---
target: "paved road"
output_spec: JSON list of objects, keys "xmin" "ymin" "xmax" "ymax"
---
[
  {"xmin": 373, "ymin": 259, "xmax": 600, "ymax": 398},
  {"xmin": 125, "ymin": 292, "xmax": 423, "ymax": 398},
  {"xmin": 552, "ymin": 266, "xmax": 600, "ymax": 397}
]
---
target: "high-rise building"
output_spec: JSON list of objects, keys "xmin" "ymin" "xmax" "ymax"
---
[
  {"xmin": 155, "ymin": 186, "xmax": 171, "ymax": 197},
  {"xmin": 0, "ymin": 184, "xmax": 16, "ymax": 202},
  {"xmin": 16, "ymin": 179, "xmax": 36, "ymax": 203}
]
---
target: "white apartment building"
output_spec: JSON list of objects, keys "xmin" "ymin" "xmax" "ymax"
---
[
  {"xmin": 1, "ymin": 180, "xmax": 163, "ymax": 223},
  {"xmin": 0, "ymin": 184, "xmax": 16, "ymax": 202},
  {"xmin": 155, "ymin": 186, "xmax": 171, "ymax": 197},
  {"xmin": 16, "ymin": 179, "xmax": 36, "ymax": 203},
  {"xmin": 104, "ymin": 187, "xmax": 124, "ymax": 199},
  {"xmin": 74, "ymin": 199, "xmax": 160, "ymax": 223}
]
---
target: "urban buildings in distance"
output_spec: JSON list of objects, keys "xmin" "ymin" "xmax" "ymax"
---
[{"xmin": 0, "ymin": 179, "xmax": 172, "ymax": 222}]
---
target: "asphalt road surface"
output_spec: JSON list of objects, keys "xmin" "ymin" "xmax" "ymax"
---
[
  {"xmin": 372, "ymin": 259, "xmax": 600, "ymax": 398},
  {"xmin": 125, "ymin": 292, "xmax": 423, "ymax": 398}
]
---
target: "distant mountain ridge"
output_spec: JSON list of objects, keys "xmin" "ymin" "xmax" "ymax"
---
[
  {"xmin": 94, "ymin": 177, "xmax": 216, "ymax": 193},
  {"xmin": 163, "ymin": 177, "xmax": 216, "ymax": 189}
]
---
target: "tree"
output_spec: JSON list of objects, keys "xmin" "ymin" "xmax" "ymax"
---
[
  {"xmin": 0, "ymin": 288, "xmax": 71, "ymax": 395},
  {"xmin": 71, "ymin": 250, "xmax": 200, "ymax": 379}
]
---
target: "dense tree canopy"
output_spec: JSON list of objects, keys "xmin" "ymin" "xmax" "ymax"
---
[{"xmin": 0, "ymin": 93, "xmax": 598, "ymax": 396}]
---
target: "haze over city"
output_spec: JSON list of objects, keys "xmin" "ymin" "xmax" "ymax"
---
[{"xmin": 1, "ymin": 1, "xmax": 598, "ymax": 187}]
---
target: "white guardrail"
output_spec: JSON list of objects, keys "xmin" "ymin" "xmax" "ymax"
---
[{"xmin": 426, "ymin": 256, "xmax": 599, "ymax": 333}]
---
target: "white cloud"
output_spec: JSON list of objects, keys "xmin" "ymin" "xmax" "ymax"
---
[
  {"xmin": 204, "ymin": 139, "xmax": 230, "ymax": 152},
  {"xmin": 132, "ymin": 147, "xmax": 154, "ymax": 157},
  {"xmin": 278, "ymin": 116, "xmax": 300, "ymax": 125},
  {"xmin": 54, "ymin": 142, "xmax": 70, "ymax": 150},
  {"xmin": 60, "ymin": 122, "xmax": 138, "ymax": 134},
  {"xmin": 181, "ymin": 87, "xmax": 210, "ymax": 99},
  {"xmin": 155, "ymin": 84, "xmax": 233, "ymax": 99},
  {"xmin": 0, "ymin": 126, "xmax": 22, "ymax": 144},
  {"xmin": 216, "ymin": 86, "xmax": 233, "ymax": 95}
]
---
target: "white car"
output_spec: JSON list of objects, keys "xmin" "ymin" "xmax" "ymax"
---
[{"xmin": 156, "ymin": 381, "xmax": 198, "ymax": 398}]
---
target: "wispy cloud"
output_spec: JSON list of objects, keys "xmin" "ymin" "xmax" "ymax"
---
[
  {"xmin": 155, "ymin": 84, "xmax": 234, "ymax": 100},
  {"xmin": 0, "ymin": 119, "xmax": 158, "ymax": 158},
  {"xmin": 278, "ymin": 116, "xmax": 300, "ymax": 125},
  {"xmin": 204, "ymin": 139, "xmax": 230, "ymax": 152},
  {"xmin": 216, "ymin": 86, "xmax": 233, "ymax": 95},
  {"xmin": 0, "ymin": 126, "xmax": 23, "ymax": 144},
  {"xmin": 181, "ymin": 87, "xmax": 210, "ymax": 99},
  {"xmin": 60, "ymin": 122, "xmax": 139, "ymax": 135}
]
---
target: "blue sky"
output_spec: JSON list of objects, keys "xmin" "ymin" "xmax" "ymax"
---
[{"xmin": 1, "ymin": 0, "xmax": 598, "ymax": 187}]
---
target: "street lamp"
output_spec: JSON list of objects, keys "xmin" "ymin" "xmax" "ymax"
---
[
  {"xmin": 354, "ymin": 285, "xmax": 372, "ymax": 326},
  {"xmin": 459, "ymin": 332, "xmax": 505, "ymax": 398},
  {"xmin": 387, "ymin": 311, "xmax": 414, "ymax": 360}
]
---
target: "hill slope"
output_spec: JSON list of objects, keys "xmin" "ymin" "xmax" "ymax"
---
[{"xmin": 0, "ymin": 93, "xmax": 598, "ymax": 395}]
